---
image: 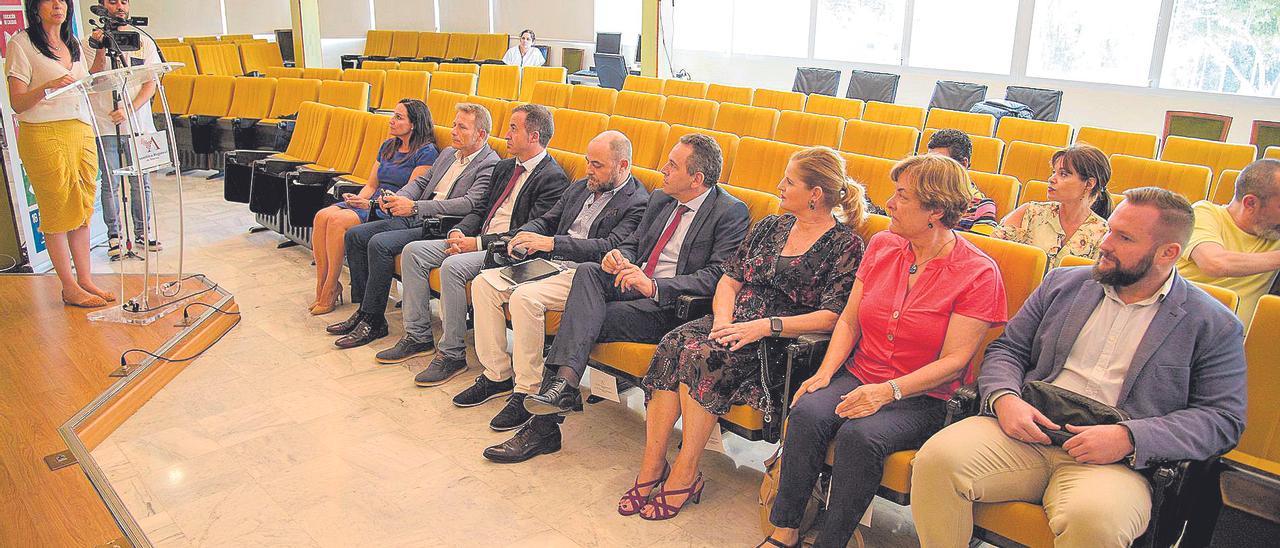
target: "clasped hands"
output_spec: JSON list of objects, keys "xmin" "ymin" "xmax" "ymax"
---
[
  {"xmin": 601, "ymin": 249, "xmax": 656, "ymax": 297},
  {"xmin": 993, "ymin": 395, "xmax": 1133, "ymax": 464}
]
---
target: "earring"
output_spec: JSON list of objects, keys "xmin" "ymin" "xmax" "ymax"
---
[
  {"xmin": 928, "ymin": 221, "xmax": 934, "ymax": 229},
  {"xmin": 808, "ymin": 199, "xmax": 816, "ymax": 211}
]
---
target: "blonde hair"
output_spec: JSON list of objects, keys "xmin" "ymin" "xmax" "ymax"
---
[
  {"xmin": 790, "ymin": 146, "xmax": 866, "ymax": 229},
  {"xmin": 890, "ymin": 154, "xmax": 970, "ymax": 228}
]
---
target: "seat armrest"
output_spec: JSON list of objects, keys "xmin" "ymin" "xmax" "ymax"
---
[
  {"xmin": 226, "ymin": 149, "xmax": 275, "ymax": 164},
  {"xmin": 259, "ymin": 158, "xmax": 309, "ymax": 175},
  {"xmin": 676, "ymin": 295, "xmax": 713, "ymax": 321},
  {"xmin": 944, "ymin": 383, "xmax": 981, "ymax": 426},
  {"xmin": 291, "ymin": 168, "xmax": 348, "ymax": 186}
]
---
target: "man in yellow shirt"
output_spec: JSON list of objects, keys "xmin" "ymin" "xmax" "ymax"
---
[{"xmin": 1177, "ymin": 158, "xmax": 1280, "ymax": 327}]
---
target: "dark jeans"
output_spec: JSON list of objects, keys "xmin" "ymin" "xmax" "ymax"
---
[
  {"xmin": 344, "ymin": 216, "xmax": 420, "ymax": 316},
  {"xmin": 769, "ymin": 368, "xmax": 946, "ymax": 548}
]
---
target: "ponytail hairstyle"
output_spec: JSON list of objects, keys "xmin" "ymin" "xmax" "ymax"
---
[
  {"xmin": 789, "ymin": 146, "xmax": 867, "ymax": 230},
  {"xmin": 1052, "ymin": 143, "xmax": 1112, "ymax": 218},
  {"xmin": 24, "ymin": 0, "xmax": 81, "ymax": 62}
]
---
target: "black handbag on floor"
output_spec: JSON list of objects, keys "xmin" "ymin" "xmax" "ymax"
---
[{"xmin": 1021, "ymin": 381, "xmax": 1131, "ymax": 446}]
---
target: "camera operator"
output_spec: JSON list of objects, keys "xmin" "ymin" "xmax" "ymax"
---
[{"xmin": 85, "ymin": 0, "xmax": 162, "ymax": 258}]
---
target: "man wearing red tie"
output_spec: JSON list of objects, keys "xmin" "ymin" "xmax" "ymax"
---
[{"xmin": 483, "ymin": 134, "xmax": 751, "ymax": 463}]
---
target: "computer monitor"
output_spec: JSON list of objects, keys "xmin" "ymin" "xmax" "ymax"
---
[
  {"xmin": 596, "ymin": 32, "xmax": 622, "ymax": 55},
  {"xmin": 635, "ymin": 34, "xmax": 642, "ymax": 65},
  {"xmin": 274, "ymin": 29, "xmax": 295, "ymax": 64}
]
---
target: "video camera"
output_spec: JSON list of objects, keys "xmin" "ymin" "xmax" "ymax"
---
[{"xmin": 87, "ymin": 4, "xmax": 148, "ymax": 53}]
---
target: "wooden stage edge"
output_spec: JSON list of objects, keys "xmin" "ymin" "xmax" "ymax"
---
[{"xmin": 0, "ymin": 273, "xmax": 239, "ymax": 548}]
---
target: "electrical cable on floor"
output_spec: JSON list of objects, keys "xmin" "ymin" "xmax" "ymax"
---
[
  {"xmin": 0, "ymin": 253, "xmax": 18, "ymax": 272},
  {"xmin": 124, "ymin": 273, "xmax": 219, "ymax": 314},
  {"xmin": 116, "ymin": 301, "xmax": 241, "ymax": 370}
]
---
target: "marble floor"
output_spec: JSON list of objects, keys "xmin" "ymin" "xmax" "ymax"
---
[{"xmin": 87, "ymin": 173, "xmax": 925, "ymax": 547}]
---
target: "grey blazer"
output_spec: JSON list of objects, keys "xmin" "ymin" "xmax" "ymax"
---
[
  {"xmin": 396, "ymin": 144, "xmax": 500, "ymax": 219},
  {"xmin": 979, "ymin": 266, "xmax": 1246, "ymax": 469}
]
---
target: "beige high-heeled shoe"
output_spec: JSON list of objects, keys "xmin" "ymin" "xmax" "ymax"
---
[{"xmin": 310, "ymin": 283, "xmax": 345, "ymax": 315}]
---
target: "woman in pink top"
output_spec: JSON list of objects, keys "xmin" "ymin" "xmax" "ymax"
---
[{"xmin": 762, "ymin": 154, "xmax": 1008, "ymax": 548}]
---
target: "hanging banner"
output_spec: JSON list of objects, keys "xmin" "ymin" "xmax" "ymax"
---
[{"xmin": 0, "ymin": 8, "xmax": 22, "ymax": 57}]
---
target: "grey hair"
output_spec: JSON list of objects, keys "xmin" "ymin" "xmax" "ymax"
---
[{"xmin": 455, "ymin": 102, "xmax": 492, "ymax": 135}]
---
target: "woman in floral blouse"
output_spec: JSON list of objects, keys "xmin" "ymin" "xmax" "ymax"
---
[{"xmin": 993, "ymin": 144, "xmax": 1111, "ymax": 268}]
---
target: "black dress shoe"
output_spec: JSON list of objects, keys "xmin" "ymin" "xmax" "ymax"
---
[
  {"xmin": 334, "ymin": 318, "xmax": 389, "ymax": 349},
  {"xmin": 490, "ymin": 393, "xmax": 533, "ymax": 431},
  {"xmin": 452, "ymin": 375, "xmax": 514, "ymax": 407},
  {"xmin": 326, "ymin": 310, "xmax": 366, "ymax": 335},
  {"xmin": 483, "ymin": 419, "xmax": 561, "ymax": 463},
  {"xmin": 524, "ymin": 376, "xmax": 584, "ymax": 416}
]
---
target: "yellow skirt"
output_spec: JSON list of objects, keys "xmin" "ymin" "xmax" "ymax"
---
[{"xmin": 17, "ymin": 119, "xmax": 99, "ymax": 234}]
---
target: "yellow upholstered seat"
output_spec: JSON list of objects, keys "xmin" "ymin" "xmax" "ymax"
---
[
  {"xmin": 341, "ymin": 69, "xmax": 385, "ymax": 107},
  {"xmin": 841, "ymin": 152, "xmax": 897, "ymax": 206},
  {"xmin": 1075, "ymin": 126, "xmax": 1158, "ymax": 159},
  {"xmin": 607, "ymin": 116, "xmax": 670, "ymax": 170},
  {"xmin": 632, "ymin": 166, "xmax": 663, "ymax": 192},
  {"xmin": 363, "ymin": 30, "xmax": 393, "ymax": 57},
  {"xmin": 918, "ymin": 128, "xmax": 1005, "ymax": 173},
  {"xmin": 664, "ymin": 125, "xmax": 739, "ymax": 182},
  {"xmin": 751, "ymin": 89, "xmax": 805, "ymax": 112},
  {"xmin": 1017, "ymin": 181, "xmax": 1124, "ymax": 212},
  {"xmin": 262, "ymin": 78, "xmax": 322, "ymax": 122},
  {"xmin": 568, "ymin": 86, "xmax": 618, "ymax": 115},
  {"xmin": 612, "ymin": 91, "xmax": 666, "ymax": 120},
  {"xmin": 238, "ymin": 41, "xmax": 284, "ymax": 74},
  {"xmin": 1233, "ymin": 295, "xmax": 1280, "ymax": 463},
  {"xmin": 193, "ymin": 43, "xmax": 243, "ymax": 76},
  {"xmin": 722, "ymin": 183, "xmax": 781, "ymax": 226},
  {"xmin": 426, "ymin": 90, "xmax": 467, "ymax": 125},
  {"xmin": 262, "ymin": 66, "xmax": 303, "ymax": 79},
  {"xmin": 1212, "ymin": 169, "xmax": 1242, "ymax": 205},
  {"xmin": 338, "ymin": 113, "xmax": 392, "ymax": 185},
  {"xmin": 1194, "ymin": 282, "xmax": 1240, "ymax": 312},
  {"xmin": 378, "ymin": 70, "xmax": 429, "ymax": 110},
  {"xmin": 274, "ymin": 102, "xmax": 333, "ymax": 163},
  {"xmin": 476, "ymin": 64, "xmax": 520, "ymax": 100},
  {"xmin": 712, "ymin": 103, "xmax": 780, "ymax": 140},
  {"xmin": 186, "ymin": 75, "xmax": 236, "ymax": 117},
  {"xmin": 360, "ymin": 60, "xmax": 399, "ymax": 72},
  {"xmin": 318, "ymin": 81, "xmax": 371, "ymax": 111},
  {"xmin": 925, "ymin": 108, "xmax": 995, "ymax": 137},
  {"xmin": 863, "ymin": 101, "xmax": 925, "ymax": 129},
  {"xmin": 840, "ymin": 119, "xmax": 920, "ymax": 160},
  {"xmin": 302, "ymin": 67, "xmax": 343, "ymax": 81},
  {"xmin": 622, "ymin": 75, "xmax": 664, "ymax": 94},
  {"xmin": 1109, "ymin": 154, "xmax": 1212, "ymax": 202},
  {"xmin": 662, "ymin": 79, "xmax": 709, "ymax": 99},
  {"xmin": 549, "ymin": 109, "xmax": 609, "ymax": 154},
  {"xmin": 416, "ymin": 32, "xmax": 450, "ymax": 60},
  {"xmin": 706, "ymin": 83, "xmax": 754, "ymax": 105},
  {"xmin": 661, "ymin": 96, "xmax": 718, "ymax": 129},
  {"xmin": 437, "ymin": 62, "xmax": 479, "ymax": 75},
  {"xmin": 548, "ymin": 148, "xmax": 587, "ymax": 181},
  {"xmin": 995, "ymin": 117, "xmax": 1071, "ymax": 147},
  {"xmin": 1265, "ymin": 146, "xmax": 1280, "ymax": 159},
  {"xmin": 184, "ymin": 36, "xmax": 219, "ymax": 43},
  {"xmin": 445, "ymin": 33, "xmax": 479, "ymax": 61},
  {"xmin": 221, "ymin": 77, "xmax": 276, "ymax": 121},
  {"xmin": 973, "ymin": 502, "xmax": 1057, "ymax": 548},
  {"xmin": 727, "ymin": 137, "xmax": 802, "ymax": 193},
  {"xmin": 969, "ymin": 171, "xmax": 1021, "ymax": 219},
  {"xmin": 386, "ymin": 31, "xmax": 419, "ymax": 59},
  {"xmin": 309, "ymin": 108, "xmax": 370, "ymax": 172},
  {"xmin": 1160, "ymin": 135, "xmax": 1256, "ymax": 184},
  {"xmin": 430, "ymin": 71, "xmax": 477, "ymax": 95},
  {"xmin": 999, "ymin": 140, "xmax": 1058, "ymax": 184},
  {"xmin": 773, "ymin": 111, "xmax": 844, "ymax": 148},
  {"xmin": 465, "ymin": 95, "xmax": 512, "ymax": 135},
  {"xmin": 804, "ymin": 95, "xmax": 864, "ymax": 121},
  {"xmin": 530, "ymin": 81, "xmax": 572, "ymax": 109},
  {"xmin": 152, "ymin": 74, "xmax": 195, "ymax": 114},
  {"xmin": 399, "ymin": 61, "xmax": 438, "ymax": 72},
  {"xmin": 518, "ymin": 66, "xmax": 567, "ymax": 102},
  {"xmin": 474, "ymin": 33, "xmax": 509, "ymax": 63},
  {"xmin": 158, "ymin": 44, "xmax": 198, "ymax": 76}
]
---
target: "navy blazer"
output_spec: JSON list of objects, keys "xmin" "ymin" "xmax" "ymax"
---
[
  {"xmin": 515, "ymin": 175, "xmax": 650, "ymax": 264},
  {"xmin": 979, "ymin": 266, "xmax": 1247, "ymax": 468},
  {"xmin": 453, "ymin": 153, "xmax": 569, "ymax": 245}
]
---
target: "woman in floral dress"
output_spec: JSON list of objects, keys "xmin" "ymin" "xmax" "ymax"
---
[{"xmin": 993, "ymin": 144, "xmax": 1111, "ymax": 268}]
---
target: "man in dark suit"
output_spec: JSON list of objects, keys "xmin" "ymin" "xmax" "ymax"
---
[
  {"xmin": 329, "ymin": 102, "xmax": 500, "ymax": 348},
  {"xmin": 452, "ymin": 130, "xmax": 650, "ymax": 433},
  {"xmin": 370, "ymin": 104, "xmax": 569, "ymax": 364},
  {"xmin": 483, "ymin": 133, "xmax": 751, "ymax": 463}
]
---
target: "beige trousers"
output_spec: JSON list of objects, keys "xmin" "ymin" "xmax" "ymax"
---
[
  {"xmin": 471, "ymin": 268, "xmax": 576, "ymax": 394},
  {"xmin": 910, "ymin": 416, "xmax": 1152, "ymax": 548}
]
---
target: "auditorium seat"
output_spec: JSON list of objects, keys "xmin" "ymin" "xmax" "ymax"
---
[
  {"xmin": 238, "ymin": 41, "xmax": 284, "ymax": 75},
  {"xmin": 362, "ymin": 30, "xmax": 394, "ymax": 58},
  {"xmin": 476, "ymin": 64, "xmax": 520, "ymax": 100},
  {"xmin": 612, "ymin": 91, "xmax": 665, "ymax": 120},
  {"xmin": 995, "ymin": 117, "xmax": 1072, "ymax": 147},
  {"xmin": 664, "ymin": 125, "xmax": 739, "ymax": 182},
  {"xmin": 918, "ymin": 128, "xmax": 1005, "ymax": 173},
  {"xmin": 474, "ymin": 33, "xmax": 509, "ymax": 63},
  {"xmin": 193, "ymin": 43, "xmax": 243, "ymax": 76},
  {"xmin": 999, "ymin": 140, "xmax": 1059, "ymax": 184},
  {"xmin": 465, "ymin": 95, "xmax": 512, "ymax": 136},
  {"xmin": 712, "ymin": 103, "xmax": 780, "ymax": 140},
  {"xmin": 185, "ymin": 35, "xmax": 219, "ymax": 43},
  {"xmin": 214, "ymin": 77, "xmax": 277, "ymax": 152},
  {"xmin": 341, "ymin": 69, "xmax": 385, "ymax": 108},
  {"xmin": 360, "ymin": 60, "xmax": 399, "ymax": 72},
  {"xmin": 158, "ymin": 44, "xmax": 199, "ymax": 76},
  {"xmin": 1212, "ymin": 169, "xmax": 1241, "ymax": 204},
  {"xmin": 1159, "ymin": 135, "xmax": 1256, "ymax": 184},
  {"xmin": 840, "ymin": 119, "xmax": 920, "ymax": 161},
  {"xmin": 728, "ymin": 137, "xmax": 802, "ymax": 193},
  {"xmin": 416, "ymin": 32, "xmax": 450, "ymax": 61},
  {"xmin": 151, "ymin": 73, "xmax": 195, "ymax": 118},
  {"xmin": 445, "ymin": 33, "xmax": 479, "ymax": 61},
  {"xmin": 430, "ymin": 71, "xmax": 477, "ymax": 95},
  {"xmin": 631, "ymin": 166, "xmax": 663, "ymax": 192},
  {"xmin": 568, "ymin": 85, "xmax": 618, "ymax": 115},
  {"xmin": 1266, "ymin": 146, "xmax": 1280, "ymax": 159},
  {"xmin": 549, "ymin": 109, "xmax": 609, "ymax": 154},
  {"xmin": 706, "ymin": 83, "xmax": 754, "ymax": 105},
  {"xmin": 337, "ymin": 113, "xmax": 394, "ymax": 185},
  {"xmin": 622, "ymin": 75, "xmax": 664, "ymax": 94},
  {"xmin": 662, "ymin": 79, "xmax": 709, "ymax": 99},
  {"xmin": 773, "ymin": 111, "xmax": 844, "ymax": 149},
  {"xmin": 262, "ymin": 66, "xmax": 303, "ymax": 79},
  {"xmin": 660, "ymin": 96, "xmax": 718, "ymax": 129},
  {"xmin": 438, "ymin": 62, "xmax": 480, "ymax": 75},
  {"xmin": 1109, "ymin": 154, "xmax": 1212, "ymax": 202},
  {"xmin": 530, "ymin": 81, "xmax": 572, "ymax": 109},
  {"xmin": 303, "ymin": 107, "xmax": 369, "ymax": 174},
  {"xmin": 176, "ymin": 75, "xmax": 235, "ymax": 166},
  {"xmin": 318, "ymin": 81, "xmax": 371, "ymax": 111},
  {"xmin": 863, "ymin": 101, "xmax": 926, "ymax": 130},
  {"xmin": 925, "ymin": 108, "xmax": 995, "ymax": 137},
  {"xmin": 1074, "ymin": 126, "xmax": 1158, "ymax": 159},
  {"xmin": 377, "ymin": 70, "xmax": 429, "ymax": 111},
  {"xmin": 302, "ymin": 67, "xmax": 343, "ymax": 81},
  {"xmin": 426, "ymin": 90, "xmax": 468, "ymax": 126},
  {"xmin": 1229, "ymin": 295, "xmax": 1280, "ymax": 465},
  {"xmin": 260, "ymin": 78, "xmax": 322, "ymax": 124},
  {"xmin": 804, "ymin": 95, "xmax": 865, "ymax": 121},
  {"xmin": 840, "ymin": 152, "xmax": 897, "ymax": 206},
  {"xmin": 607, "ymin": 116, "xmax": 670, "ymax": 170},
  {"xmin": 751, "ymin": 89, "xmax": 806, "ymax": 112},
  {"xmin": 432, "ymin": 125, "xmax": 451, "ymax": 150},
  {"xmin": 968, "ymin": 171, "xmax": 1021, "ymax": 219},
  {"xmin": 518, "ymin": 66, "xmax": 567, "ymax": 102},
  {"xmin": 548, "ymin": 148, "xmax": 587, "ymax": 181},
  {"xmin": 1016, "ymin": 180, "xmax": 1125, "ymax": 211},
  {"xmin": 399, "ymin": 61, "xmax": 438, "ymax": 72}
]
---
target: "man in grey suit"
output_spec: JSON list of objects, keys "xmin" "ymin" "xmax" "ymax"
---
[
  {"xmin": 911, "ymin": 187, "xmax": 1247, "ymax": 548},
  {"xmin": 328, "ymin": 103, "xmax": 500, "ymax": 348}
]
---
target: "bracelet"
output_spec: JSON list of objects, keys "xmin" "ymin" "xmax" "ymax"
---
[{"xmin": 887, "ymin": 379, "xmax": 902, "ymax": 401}]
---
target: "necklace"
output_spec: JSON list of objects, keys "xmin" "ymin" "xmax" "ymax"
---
[{"xmin": 909, "ymin": 233, "xmax": 955, "ymax": 274}]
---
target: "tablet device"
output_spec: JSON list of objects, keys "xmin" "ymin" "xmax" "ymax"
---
[{"xmin": 499, "ymin": 258, "xmax": 564, "ymax": 287}]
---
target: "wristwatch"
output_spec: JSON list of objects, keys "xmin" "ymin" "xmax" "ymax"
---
[
  {"xmin": 769, "ymin": 317, "xmax": 783, "ymax": 337},
  {"xmin": 410, "ymin": 203, "xmax": 419, "ymax": 216},
  {"xmin": 887, "ymin": 379, "xmax": 903, "ymax": 401}
]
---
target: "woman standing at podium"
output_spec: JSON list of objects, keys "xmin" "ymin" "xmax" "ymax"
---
[{"xmin": 6, "ymin": 0, "xmax": 113, "ymax": 307}]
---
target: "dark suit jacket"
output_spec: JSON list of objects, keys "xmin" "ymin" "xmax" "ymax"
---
[
  {"xmin": 453, "ymin": 152, "xmax": 569, "ymax": 246},
  {"xmin": 980, "ymin": 267, "xmax": 1247, "ymax": 469},
  {"xmin": 516, "ymin": 175, "xmax": 649, "ymax": 264},
  {"xmin": 618, "ymin": 185, "xmax": 750, "ymax": 309}
]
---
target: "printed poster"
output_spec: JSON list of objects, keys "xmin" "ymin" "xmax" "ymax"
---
[{"xmin": 0, "ymin": 9, "xmax": 23, "ymax": 57}]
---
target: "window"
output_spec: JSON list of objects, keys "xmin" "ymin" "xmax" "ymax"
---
[
  {"xmin": 813, "ymin": 0, "xmax": 908, "ymax": 65},
  {"xmin": 1026, "ymin": 0, "xmax": 1161, "ymax": 86},
  {"xmin": 732, "ymin": 0, "xmax": 810, "ymax": 58},
  {"xmin": 1160, "ymin": 0, "xmax": 1280, "ymax": 97},
  {"xmin": 908, "ymin": 0, "xmax": 1018, "ymax": 74},
  {"xmin": 671, "ymin": 0, "xmax": 732, "ymax": 53}
]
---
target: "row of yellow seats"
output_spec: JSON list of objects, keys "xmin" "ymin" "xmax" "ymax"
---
[
  {"xmin": 158, "ymin": 34, "xmax": 256, "ymax": 44},
  {"xmin": 359, "ymin": 61, "xmax": 568, "ymax": 103},
  {"xmin": 156, "ymin": 75, "xmax": 372, "ymax": 128},
  {"xmin": 362, "ymin": 30, "xmax": 507, "ymax": 63},
  {"xmin": 258, "ymin": 101, "xmax": 392, "ymax": 190},
  {"xmin": 260, "ymin": 65, "xmax": 555, "ymax": 108},
  {"xmin": 159, "ymin": 41, "xmax": 284, "ymax": 77}
]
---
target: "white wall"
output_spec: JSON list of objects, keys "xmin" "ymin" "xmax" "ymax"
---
[
  {"xmin": 493, "ymin": 0, "xmax": 593, "ymax": 42},
  {"xmin": 372, "ymin": 0, "xmax": 436, "ymax": 31},
  {"xmin": 225, "ymin": 0, "xmax": 291, "ymax": 35},
  {"xmin": 437, "ymin": 0, "xmax": 489, "ymax": 33},
  {"xmin": 319, "ymin": 0, "xmax": 372, "ymax": 38},
  {"xmin": 81, "ymin": 0, "xmax": 224, "ymax": 39}
]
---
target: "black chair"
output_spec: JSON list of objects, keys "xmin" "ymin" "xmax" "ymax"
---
[
  {"xmin": 1004, "ymin": 85, "xmax": 1063, "ymax": 122},
  {"xmin": 928, "ymin": 80, "xmax": 988, "ymax": 111},
  {"xmin": 594, "ymin": 52, "xmax": 629, "ymax": 90},
  {"xmin": 846, "ymin": 69, "xmax": 900, "ymax": 103},
  {"xmin": 793, "ymin": 67, "xmax": 841, "ymax": 96}
]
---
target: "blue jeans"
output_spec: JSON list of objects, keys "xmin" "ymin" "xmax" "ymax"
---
[{"xmin": 97, "ymin": 135, "xmax": 153, "ymax": 240}]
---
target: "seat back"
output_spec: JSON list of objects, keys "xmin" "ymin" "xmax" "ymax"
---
[
  {"xmin": 465, "ymin": 95, "xmax": 512, "ymax": 137},
  {"xmin": 548, "ymin": 148, "xmax": 587, "ymax": 181},
  {"xmin": 928, "ymin": 80, "xmax": 988, "ymax": 111},
  {"xmin": 399, "ymin": 61, "xmax": 438, "ymax": 72},
  {"xmin": 361, "ymin": 60, "xmax": 399, "ymax": 72},
  {"xmin": 225, "ymin": 77, "xmax": 276, "ymax": 119},
  {"xmin": 846, "ymin": 69, "xmax": 899, "ymax": 103},
  {"xmin": 154, "ymin": 74, "xmax": 196, "ymax": 114},
  {"xmin": 184, "ymin": 36, "xmax": 219, "ymax": 43},
  {"xmin": 1109, "ymin": 154, "xmax": 1212, "ymax": 202},
  {"xmin": 430, "ymin": 71, "xmax": 477, "ymax": 95},
  {"xmin": 445, "ymin": 32, "xmax": 479, "ymax": 60},
  {"xmin": 438, "ymin": 62, "xmax": 480, "ymax": 75},
  {"xmin": 792, "ymin": 67, "xmax": 841, "ymax": 96},
  {"xmin": 568, "ymin": 85, "xmax": 618, "ymax": 115},
  {"xmin": 417, "ymin": 32, "xmax": 450, "ymax": 59},
  {"xmin": 476, "ymin": 64, "xmax": 520, "ymax": 100},
  {"xmin": 918, "ymin": 128, "xmax": 1006, "ymax": 173},
  {"xmin": 302, "ymin": 67, "xmax": 343, "ymax": 81},
  {"xmin": 660, "ymin": 96, "xmax": 718, "ymax": 129},
  {"xmin": 774, "ymin": 111, "xmax": 844, "ymax": 148},
  {"xmin": 158, "ymin": 44, "xmax": 199, "ymax": 76},
  {"xmin": 752, "ymin": 88, "xmax": 806, "ymax": 112},
  {"xmin": 925, "ymin": 108, "xmax": 996, "ymax": 137},
  {"xmin": 318, "ymin": 80, "xmax": 371, "ymax": 111},
  {"xmin": 712, "ymin": 103, "xmax": 780, "ymax": 140},
  {"xmin": 530, "ymin": 81, "xmax": 572, "ymax": 108},
  {"xmin": 622, "ymin": 75, "xmax": 663, "ymax": 94},
  {"xmin": 662, "ymin": 79, "xmax": 709, "ymax": 99},
  {"xmin": 1238, "ymin": 295, "xmax": 1280, "ymax": 461},
  {"xmin": 728, "ymin": 137, "xmax": 802, "ymax": 193},
  {"xmin": 312, "ymin": 108, "xmax": 370, "ymax": 172},
  {"xmin": 379, "ymin": 70, "xmax": 430, "ymax": 110},
  {"xmin": 1004, "ymin": 85, "xmax": 1063, "ymax": 122},
  {"xmin": 840, "ymin": 119, "xmax": 920, "ymax": 160},
  {"xmin": 426, "ymin": 90, "xmax": 468, "ymax": 127},
  {"xmin": 804, "ymin": 95, "xmax": 864, "ymax": 121},
  {"xmin": 995, "ymin": 117, "xmax": 1071, "ymax": 148},
  {"xmin": 840, "ymin": 152, "xmax": 897, "ymax": 206},
  {"xmin": 549, "ymin": 109, "xmax": 609, "ymax": 154},
  {"xmin": 341, "ymin": 69, "xmax": 385, "ymax": 107},
  {"xmin": 349, "ymin": 113, "xmax": 391, "ymax": 180},
  {"xmin": 474, "ymin": 33, "xmax": 509, "ymax": 62},
  {"xmin": 268, "ymin": 78, "xmax": 322, "ymax": 119},
  {"xmin": 518, "ymin": 66, "xmax": 567, "ymax": 102},
  {"xmin": 1212, "ymin": 169, "xmax": 1242, "ymax": 205},
  {"xmin": 607, "ymin": 116, "xmax": 670, "ymax": 170},
  {"xmin": 263, "ymin": 66, "xmax": 303, "ymax": 79},
  {"xmin": 388, "ymin": 31, "xmax": 419, "ymax": 59},
  {"xmin": 612, "ymin": 91, "xmax": 666, "ymax": 120},
  {"xmin": 632, "ymin": 166, "xmax": 663, "ymax": 192},
  {"xmin": 363, "ymin": 30, "xmax": 393, "ymax": 57},
  {"xmin": 1193, "ymin": 282, "xmax": 1241, "ymax": 313},
  {"xmin": 863, "ymin": 101, "xmax": 926, "ymax": 129},
  {"xmin": 664, "ymin": 125, "xmax": 740, "ymax": 182},
  {"xmin": 186, "ymin": 75, "xmax": 236, "ymax": 116},
  {"xmin": 239, "ymin": 41, "xmax": 285, "ymax": 74},
  {"xmin": 968, "ymin": 171, "xmax": 1021, "ymax": 218},
  {"xmin": 959, "ymin": 233, "xmax": 1048, "ymax": 377},
  {"xmin": 1075, "ymin": 126, "xmax": 1158, "ymax": 159},
  {"xmin": 1159, "ymin": 135, "xmax": 1256, "ymax": 184},
  {"xmin": 193, "ymin": 43, "xmax": 243, "ymax": 76},
  {"xmin": 282, "ymin": 102, "xmax": 333, "ymax": 160},
  {"xmin": 706, "ymin": 83, "xmax": 754, "ymax": 105},
  {"xmin": 999, "ymin": 140, "xmax": 1059, "ymax": 184},
  {"xmin": 1164, "ymin": 110, "xmax": 1232, "ymax": 142},
  {"xmin": 720, "ymin": 184, "xmax": 782, "ymax": 223}
]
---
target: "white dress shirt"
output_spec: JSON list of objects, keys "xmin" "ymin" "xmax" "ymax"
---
[
  {"xmin": 502, "ymin": 46, "xmax": 545, "ymax": 67},
  {"xmin": 647, "ymin": 187, "xmax": 711, "ymax": 280},
  {"xmin": 432, "ymin": 146, "xmax": 483, "ymax": 201},
  {"xmin": 477, "ymin": 149, "xmax": 547, "ymax": 246}
]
